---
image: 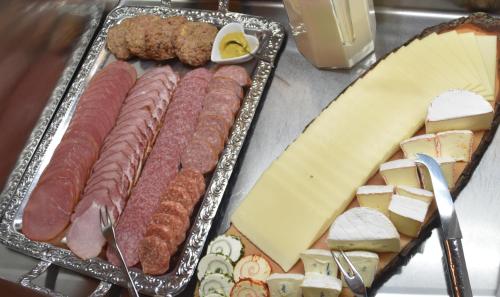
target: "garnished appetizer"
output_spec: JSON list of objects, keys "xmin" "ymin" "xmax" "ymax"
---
[
  {"xmin": 234, "ymin": 255, "xmax": 272, "ymax": 282},
  {"xmin": 197, "ymin": 254, "xmax": 234, "ymax": 280},
  {"xmin": 231, "ymin": 279, "xmax": 269, "ymax": 297},
  {"xmin": 199, "ymin": 273, "xmax": 235, "ymax": 297},
  {"xmin": 208, "ymin": 235, "xmax": 245, "ymax": 262}
]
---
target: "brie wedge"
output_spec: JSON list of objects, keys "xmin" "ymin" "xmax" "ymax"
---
[
  {"xmin": 339, "ymin": 251, "xmax": 379, "ymax": 288},
  {"xmin": 395, "ymin": 185, "xmax": 434, "ymax": 203},
  {"xmin": 327, "ymin": 207, "xmax": 400, "ymax": 252},
  {"xmin": 301, "ymin": 275, "xmax": 342, "ymax": 297},
  {"xmin": 436, "ymin": 130, "xmax": 474, "ymax": 161},
  {"xmin": 267, "ymin": 273, "xmax": 304, "ymax": 297},
  {"xmin": 389, "ymin": 195, "xmax": 430, "ymax": 237},
  {"xmin": 300, "ymin": 249, "xmax": 338, "ymax": 277},
  {"xmin": 356, "ymin": 185, "xmax": 394, "ymax": 215},
  {"xmin": 379, "ymin": 159, "xmax": 421, "ymax": 188},
  {"xmin": 417, "ymin": 157, "xmax": 456, "ymax": 190},
  {"xmin": 400, "ymin": 134, "xmax": 438, "ymax": 159},
  {"xmin": 425, "ymin": 90, "xmax": 493, "ymax": 133}
]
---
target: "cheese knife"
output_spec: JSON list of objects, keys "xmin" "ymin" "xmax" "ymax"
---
[{"xmin": 415, "ymin": 153, "xmax": 472, "ymax": 297}]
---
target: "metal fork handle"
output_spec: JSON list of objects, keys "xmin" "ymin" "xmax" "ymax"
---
[
  {"xmin": 444, "ymin": 238, "xmax": 472, "ymax": 297},
  {"xmin": 110, "ymin": 240, "xmax": 140, "ymax": 297}
]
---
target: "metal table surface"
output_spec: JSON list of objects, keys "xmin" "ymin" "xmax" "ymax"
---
[{"xmin": 1, "ymin": 0, "xmax": 499, "ymax": 296}]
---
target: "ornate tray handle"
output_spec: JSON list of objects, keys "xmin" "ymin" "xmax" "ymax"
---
[{"xmin": 19, "ymin": 260, "xmax": 112, "ymax": 297}]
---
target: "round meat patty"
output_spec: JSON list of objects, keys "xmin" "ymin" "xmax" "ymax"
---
[
  {"xmin": 126, "ymin": 15, "xmax": 161, "ymax": 59},
  {"xmin": 106, "ymin": 20, "xmax": 131, "ymax": 60},
  {"xmin": 174, "ymin": 22, "xmax": 218, "ymax": 66},
  {"xmin": 139, "ymin": 236, "xmax": 171, "ymax": 275},
  {"xmin": 146, "ymin": 16, "xmax": 187, "ymax": 60}
]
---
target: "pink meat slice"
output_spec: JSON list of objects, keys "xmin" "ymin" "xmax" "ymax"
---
[
  {"xmin": 213, "ymin": 65, "xmax": 251, "ymax": 87},
  {"xmin": 107, "ymin": 68, "xmax": 211, "ymax": 267},
  {"xmin": 66, "ymin": 65, "xmax": 178, "ymax": 260},
  {"xmin": 22, "ymin": 61, "xmax": 136, "ymax": 242}
]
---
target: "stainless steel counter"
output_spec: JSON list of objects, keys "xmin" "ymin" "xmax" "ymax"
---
[{"xmin": 0, "ymin": 0, "xmax": 499, "ymax": 296}]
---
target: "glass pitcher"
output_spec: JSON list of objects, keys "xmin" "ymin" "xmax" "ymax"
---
[{"xmin": 283, "ymin": 0, "xmax": 376, "ymax": 69}]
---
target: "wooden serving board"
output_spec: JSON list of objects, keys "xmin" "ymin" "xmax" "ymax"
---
[{"xmin": 197, "ymin": 13, "xmax": 500, "ymax": 297}]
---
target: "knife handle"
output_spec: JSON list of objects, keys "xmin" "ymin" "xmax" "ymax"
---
[{"xmin": 444, "ymin": 238, "xmax": 473, "ymax": 297}]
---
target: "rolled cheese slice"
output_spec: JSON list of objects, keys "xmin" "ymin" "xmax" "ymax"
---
[
  {"xmin": 425, "ymin": 90, "xmax": 493, "ymax": 133},
  {"xmin": 389, "ymin": 194, "xmax": 430, "ymax": 237},
  {"xmin": 395, "ymin": 185, "xmax": 434, "ymax": 203},
  {"xmin": 300, "ymin": 275, "xmax": 342, "ymax": 297},
  {"xmin": 327, "ymin": 207, "xmax": 400, "ymax": 252},
  {"xmin": 356, "ymin": 185, "xmax": 394, "ymax": 215},
  {"xmin": 400, "ymin": 134, "xmax": 438, "ymax": 159},
  {"xmin": 379, "ymin": 159, "xmax": 421, "ymax": 188},
  {"xmin": 339, "ymin": 251, "xmax": 379, "ymax": 288},
  {"xmin": 267, "ymin": 273, "xmax": 304, "ymax": 297},
  {"xmin": 436, "ymin": 130, "xmax": 474, "ymax": 161},
  {"xmin": 300, "ymin": 249, "xmax": 337, "ymax": 277}
]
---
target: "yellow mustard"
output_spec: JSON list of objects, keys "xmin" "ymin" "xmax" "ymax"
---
[{"xmin": 219, "ymin": 32, "xmax": 249, "ymax": 59}]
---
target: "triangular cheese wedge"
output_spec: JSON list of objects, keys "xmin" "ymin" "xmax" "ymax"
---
[
  {"xmin": 327, "ymin": 207, "xmax": 400, "ymax": 252},
  {"xmin": 425, "ymin": 90, "xmax": 493, "ymax": 133}
]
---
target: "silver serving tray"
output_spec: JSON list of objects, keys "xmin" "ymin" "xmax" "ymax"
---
[{"xmin": 0, "ymin": 2, "xmax": 285, "ymax": 297}]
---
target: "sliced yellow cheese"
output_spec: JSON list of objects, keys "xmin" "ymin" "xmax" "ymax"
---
[
  {"xmin": 475, "ymin": 34, "xmax": 497, "ymax": 102},
  {"xmin": 379, "ymin": 159, "xmax": 421, "ymax": 188},
  {"xmin": 395, "ymin": 185, "xmax": 434, "ymax": 203},
  {"xmin": 355, "ymin": 185, "xmax": 393, "ymax": 215},
  {"xmin": 400, "ymin": 134, "xmax": 438, "ymax": 159},
  {"xmin": 389, "ymin": 195, "xmax": 430, "ymax": 237},
  {"xmin": 417, "ymin": 157, "xmax": 456, "ymax": 190},
  {"xmin": 436, "ymin": 130, "xmax": 474, "ymax": 161}
]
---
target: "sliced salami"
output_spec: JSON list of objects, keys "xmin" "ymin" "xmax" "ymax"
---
[
  {"xmin": 213, "ymin": 65, "xmax": 251, "ymax": 87},
  {"xmin": 139, "ymin": 236, "xmax": 171, "ymax": 275},
  {"xmin": 181, "ymin": 137, "xmax": 219, "ymax": 175},
  {"xmin": 207, "ymin": 77, "xmax": 243, "ymax": 99}
]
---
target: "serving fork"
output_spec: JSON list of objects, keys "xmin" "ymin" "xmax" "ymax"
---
[
  {"xmin": 331, "ymin": 250, "xmax": 368, "ymax": 297},
  {"xmin": 99, "ymin": 206, "xmax": 140, "ymax": 297}
]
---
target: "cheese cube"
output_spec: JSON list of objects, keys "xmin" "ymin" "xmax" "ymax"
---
[
  {"xmin": 400, "ymin": 134, "xmax": 438, "ymax": 159},
  {"xmin": 327, "ymin": 207, "xmax": 400, "ymax": 252},
  {"xmin": 395, "ymin": 185, "xmax": 434, "ymax": 203},
  {"xmin": 301, "ymin": 275, "xmax": 342, "ymax": 297},
  {"xmin": 300, "ymin": 249, "xmax": 338, "ymax": 277},
  {"xmin": 267, "ymin": 273, "xmax": 304, "ymax": 297},
  {"xmin": 379, "ymin": 159, "xmax": 421, "ymax": 188},
  {"xmin": 425, "ymin": 90, "xmax": 493, "ymax": 133},
  {"xmin": 437, "ymin": 130, "xmax": 474, "ymax": 161},
  {"xmin": 417, "ymin": 157, "xmax": 456, "ymax": 190},
  {"xmin": 356, "ymin": 185, "xmax": 394, "ymax": 215},
  {"xmin": 389, "ymin": 194, "xmax": 430, "ymax": 237},
  {"xmin": 339, "ymin": 251, "xmax": 379, "ymax": 288}
]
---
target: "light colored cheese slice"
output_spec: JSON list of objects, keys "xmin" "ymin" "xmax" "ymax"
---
[
  {"xmin": 267, "ymin": 273, "xmax": 304, "ymax": 297},
  {"xmin": 476, "ymin": 34, "xmax": 497, "ymax": 101},
  {"xmin": 339, "ymin": 251, "xmax": 379, "ymax": 288},
  {"xmin": 301, "ymin": 275, "xmax": 342, "ymax": 297},
  {"xmin": 300, "ymin": 249, "xmax": 338, "ymax": 277},
  {"xmin": 400, "ymin": 134, "xmax": 438, "ymax": 159},
  {"xmin": 436, "ymin": 130, "xmax": 474, "ymax": 161},
  {"xmin": 425, "ymin": 90, "xmax": 494, "ymax": 133},
  {"xmin": 327, "ymin": 207, "xmax": 400, "ymax": 252},
  {"xmin": 395, "ymin": 185, "xmax": 434, "ymax": 203},
  {"xmin": 417, "ymin": 157, "xmax": 456, "ymax": 190},
  {"xmin": 355, "ymin": 185, "xmax": 393, "ymax": 215},
  {"xmin": 379, "ymin": 159, "xmax": 421, "ymax": 188},
  {"xmin": 389, "ymin": 195, "xmax": 430, "ymax": 237}
]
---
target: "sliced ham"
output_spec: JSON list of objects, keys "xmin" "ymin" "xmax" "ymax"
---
[
  {"xmin": 66, "ymin": 65, "xmax": 178, "ymax": 259},
  {"xmin": 22, "ymin": 61, "xmax": 136, "ymax": 241},
  {"xmin": 107, "ymin": 68, "xmax": 211, "ymax": 267}
]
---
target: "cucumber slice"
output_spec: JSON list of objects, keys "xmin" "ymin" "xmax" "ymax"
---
[
  {"xmin": 234, "ymin": 255, "xmax": 271, "ymax": 282},
  {"xmin": 198, "ymin": 254, "xmax": 234, "ymax": 280},
  {"xmin": 199, "ymin": 273, "xmax": 235, "ymax": 297},
  {"xmin": 208, "ymin": 235, "xmax": 244, "ymax": 262},
  {"xmin": 231, "ymin": 279, "xmax": 269, "ymax": 297}
]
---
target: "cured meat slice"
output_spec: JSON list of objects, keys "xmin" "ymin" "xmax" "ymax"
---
[
  {"xmin": 144, "ymin": 224, "xmax": 176, "ymax": 251},
  {"xmin": 108, "ymin": 68, "xmax": 211, "ymax": 267},
  {"xmin": 181, "ymin": 137, "xmax": 219, "ymax": 174},
  {"xmin": 213, "ymin": 65, "xmax": 251, "ymax": 87},
  {"xmin": 67, "ymin": 65, "xmax": 177, "ymax": 260},
  {"xmin": 22, "ymin": 61, "xmax": 136, "ymax": 241},
  {"xmin": 150, "ymin": 214, "xmax": 186, "ymax": 249},
  {"xmin": 207, "ymin": 77, "xmax": 243, "ymax": 99},
  {"xmin": 139, "ymin": 236, "xmax": 171, "ymax": 275}
]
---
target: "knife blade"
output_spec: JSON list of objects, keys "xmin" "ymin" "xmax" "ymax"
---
[{"xmin": 415, "ymin": 153, "xmax": 472, "ymax": 297}]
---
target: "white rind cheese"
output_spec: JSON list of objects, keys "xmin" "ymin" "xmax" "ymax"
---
[
  {"xmin": 379, "ymin": 159, "xmax": 421, "ymax": 188},
  {"xmin": 267, "ymin": 273, "xmax": 304, "ymax": 297},
  {"xmin": 436, "ymin": 130, "xmax": 474, "ymax": 161},
  {"xmin": 301, "ymin": 275, "xmax": 342, "ymax": 297},
  {"xmin": 400, "ymin": 134, "xmax": 438, "ymax": 159},
  {"xmin": 417, "ymin": 157, "xmax": 456, "ymax": 190},
  {"xmin": 389, "ymin": 195, "xmax": 430, "ymax": 237},
  {"xmin": 327, "ymin": 207, "xmax": 400, "ymax": 252},
  {"xmin": 300, "ymin": 249, "xmax": 338, "ymax": 277},
  {"xmin": 355, "ymin": 185, "xmax": 394, "ymax": 215},
  {"xmin": 339, "ymin": 251, "xmax": 379, "ymax": 288},
  {"xmin": 395, "ymin": 185, "xmax": 434, "ymax": 203},
  {"xmin": 425, "ymin": 90, "xmax": 493, "ymax": 133}
]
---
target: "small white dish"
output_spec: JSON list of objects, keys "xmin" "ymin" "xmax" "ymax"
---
[{"xmin": 211, "ymin": 22, "xmax": 259, "ymax": 64}]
